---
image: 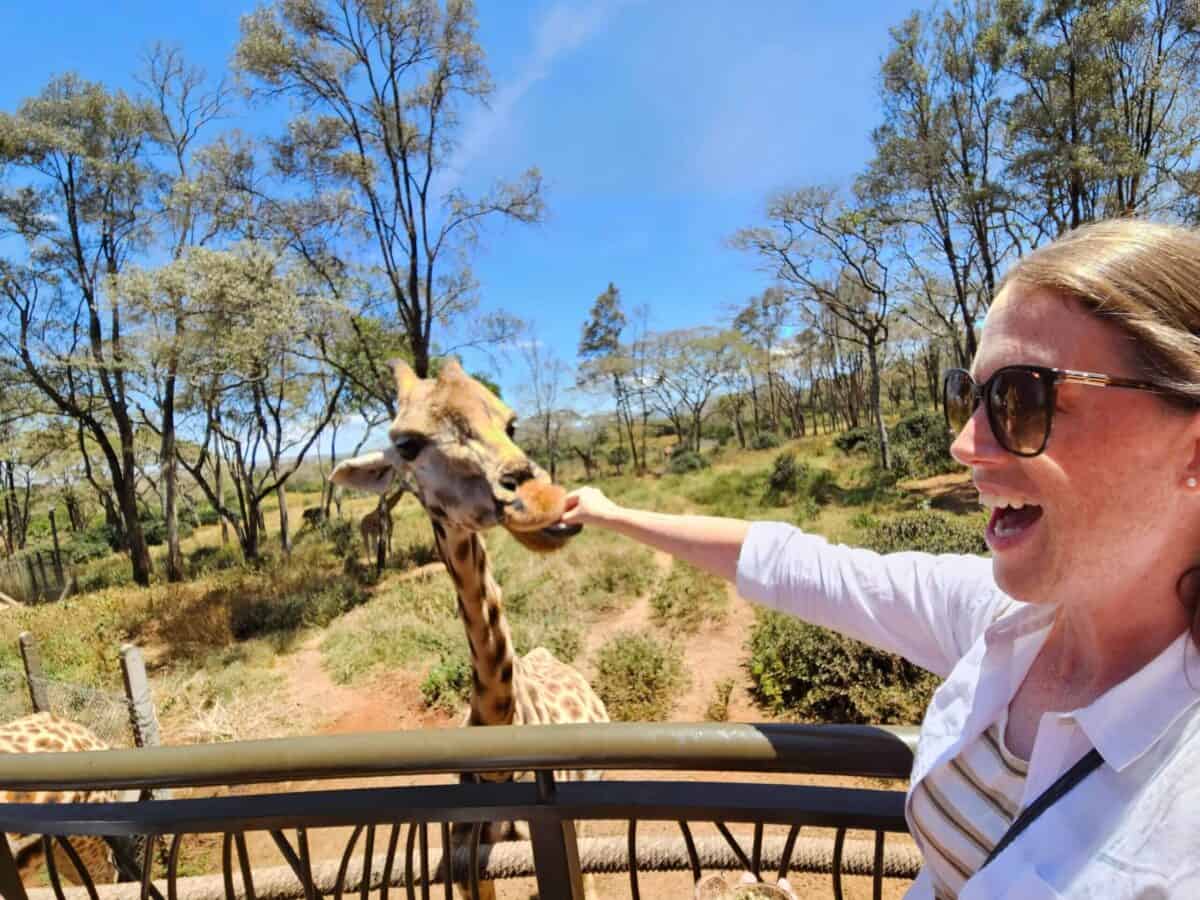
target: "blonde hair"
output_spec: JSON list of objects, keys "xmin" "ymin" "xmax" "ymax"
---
[
  {"xmin": 998, "ymin": 219, "xmax": 1200, "ymax": 403},
  {"xmin": 998, "ymin": 218, "xmax": 1200, "ymax": 645}
]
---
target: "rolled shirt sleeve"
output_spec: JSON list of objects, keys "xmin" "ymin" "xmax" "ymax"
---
[{"xmin": 735, "ymin": 521, "xmax": 1015, "ymax": 678}]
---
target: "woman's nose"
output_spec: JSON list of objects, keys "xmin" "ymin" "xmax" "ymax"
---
[{"xmin": 950, "ymin": 402, "xmax": 1005, "ymax": 468}]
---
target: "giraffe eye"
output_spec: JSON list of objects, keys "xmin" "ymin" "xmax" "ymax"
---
[
  {"xmin": 506, "ymin": 420, "xmax": 517, "ymax": 440},
  {"xmin": 394, "ymin": 435, "xmax": 427, "ymax": 461}
]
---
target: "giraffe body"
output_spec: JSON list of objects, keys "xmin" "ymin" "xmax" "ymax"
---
[{"xmin": 0, "ymin": 713, "xmax": 120, "ymax": 886}]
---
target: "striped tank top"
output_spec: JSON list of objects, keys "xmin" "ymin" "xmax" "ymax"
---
[{"xmin": 908, "ymin": 708, "xmax": 1029, "ymax": 899}]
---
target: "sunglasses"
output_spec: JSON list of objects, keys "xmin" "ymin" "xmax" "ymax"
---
[{"xmin": 943, "ymin": 365, "xmax": 1186, "ymax": 457}]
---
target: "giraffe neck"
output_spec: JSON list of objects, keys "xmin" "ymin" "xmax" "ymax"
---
[{"xmin": 431, "ymin": 519, "xmax": 516, "ymax": 726}]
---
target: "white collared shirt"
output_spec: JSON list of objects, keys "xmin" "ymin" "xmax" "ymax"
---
[{"xmin": 735, "ymin": 522, "xmax": 1200, "ymax": 898}]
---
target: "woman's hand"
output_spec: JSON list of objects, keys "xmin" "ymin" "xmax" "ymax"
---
[{"xmin": 561, "ymin": 486, "xmax": 623, "ymax": 527}]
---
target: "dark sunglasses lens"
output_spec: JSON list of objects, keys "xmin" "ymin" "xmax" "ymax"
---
[
  {"xmin": 988, "ymin": 369, "xmax": 1050, "ymax": 454},
  {"xmin": 944, "ymin": 370, "xmax": 975, "ymax": 433}
]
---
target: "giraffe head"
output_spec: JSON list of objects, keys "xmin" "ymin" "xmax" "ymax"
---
[{"xmin": 331, "ymin": 358, "xmax": 580, "ymax": 552}]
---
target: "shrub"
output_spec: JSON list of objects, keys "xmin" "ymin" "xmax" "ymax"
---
[
  {"xmin": 750, "ymin": 431, "xmax": 782, "ymax": 450},
  {"xmin": 833, "ymin": 426, "xmax": 873, "ymax": 454},
  {"xmin": 765, "ymin": 452, "xmax": 805, "ymax": 503},
  {"xmin": 322, "ymin": 519, "xmax": 356, "ymax": 557},
  {"xmin": 649, "ymin": 560, "xmax": 729, "ymax": 633},
  {"xmin": 669, "ymin": 451, "xmax": 709, "ymax": 474},
  {"xmin": 193, "ymin": 503, "xmax": 222, "ymax": 526},
  {"xmin": 705, "ymin": 678, "xmax": 735, "ymax": 722},
  {"xmin": 420, "ymin": 654, "xmax": 472, "ymax": 712},
  {"xmin": 579, "ymin": 546, "xmax": 655, "ymax": 612},
  {"xmin": 745, "ymin": 609, "xmax": 939, "ymax": 724},
  {"xmin": 863, "ymin": 511, "xmax": 987, "ymax": 556},
  {"xmin": 391, "ymin": 540, "xmax": 439, "ymax": 570},
  {"xmin": 594, "ymin": 632, "xmax": 687, "ymax": 722},
  {"xmin": 63, "ymin": 531, "xmax": 113, "ymax": 565},
  {"xmin": 607, "ymin": 445, "xmax": 630, "ymax": 473},
  {"xmin": 889, "ymin": 409, "xmax": 955, "ymax": 476},
  {"xmin": 185, "ymin": 544, "xmax": 243, "ymax": 577},
  {"xmin": 807, "ymin": 468, "xmax": 838, "ymax": 505}
]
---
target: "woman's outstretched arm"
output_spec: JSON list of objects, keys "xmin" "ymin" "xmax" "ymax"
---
[{"xmin": 560, "ymin": 486, "xmax": 750, "ymax": 582}]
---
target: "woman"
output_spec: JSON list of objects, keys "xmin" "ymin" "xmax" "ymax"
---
[{"xmin": 561, "ymin": 219, "xmax": 1200, "ymax": 898}]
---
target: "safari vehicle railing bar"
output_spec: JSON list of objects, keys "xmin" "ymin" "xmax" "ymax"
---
[{"xmin": 0, "ymin": 722, "xmax": 919, "ymax": 900}]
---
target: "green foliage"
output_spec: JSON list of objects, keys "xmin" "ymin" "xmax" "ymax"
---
[
  {"xmin": 578, "ymin": 545, "xmax": 655, "ymax": 612},
  {"xmin": 863, "ymin": 511, "xmax": 988, "ymax": 555},
  {"xmin": 669, "ymin": 450, "xmax": 709, "ymax": 474},
  {"xmin": 750, "ymin": 430, "xmax": 782, "ymax": 450},
  {"xmin": 888, "ymin": 409, "xmax": 955, "ymax": 477},
  {"xmin": 594, "ymin": 631, "xmax": 687, "ymax": 722},
  {"xmin": 745, "ymin": 609, "xmax": 939, "ymax": 724},
  {"xmin": 229, "ymin": 573, "xmax": 368, "ymax": 640},
  {"xmin": 185, "ymin": 544, "xmax": 244, "ymax": 577},
  {"xmin": 321, "ymin": 518, "xmax": 357, "ymax": 557},
  {"xmin": 833, "ymin": 427, "xmax": 873, "ymax": 454},
  {"xmin": 62, "ymin": 531, "xmax": 113, "ymax": 565},
  {"xmin": 765, "ymin": 452, "xmax": 806, "ymax": 503},
  {"xmin": 649, "ymin": 560, "xmax": 729, "ymax": 633},
  {"xmin": 705, "ymin": 677, "xmax": 735, "ymax": 722},
  {"xmin": 420, "ymin": 654, "xmax": 472, "ymax": 712},
  {"xmin": 193, "ymin": 503, "xmax": 222, "ymax": 526}
]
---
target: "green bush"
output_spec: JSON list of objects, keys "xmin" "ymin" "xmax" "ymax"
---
[
  {"xmin": 889, "ymin": 409, "xmax": 954, "ymax": 476},
  {"xmin": 669, "ymin": 451, "xmax": 709, "ymax": 474},
  {"xmin": 229, "ymin": 574, "xmax": 368, "ymax": 639},
  {"xmin": 594, "ymin": 632, "xmax": 687, "ymax": 722},
  {"xmin": 750, "ymin": 431, "xmax": 782, "ymax": 450},
  {"xmin": 765, "ymin": 452, "xmax": 805, "ymax": 503},
  {"xmin": 745, "ymin": 609, "xmax": 939, "ymax": 724},
  {"xmin": 193, "ymin": 503, "xmax": 222, "ymax": 526},
  {"xmin": 322, "ymin": 519, "xmax": 356, "ymax": 557},
  {"xmin": 863, "ymin": 511, "xmax": 987, "ymax": 556},
  {"xmin": 420, "ymin": 654, "xmax": 472, "ymax": 712},
  {"xmin": 62, "ymin": 531, "xmax": 113, "ymax": 565},
  {"xmin": 833, "ymin": 426, "xmax": 873, "ymax": 454},
  {"xmin": 649, "ymin": 560, "xmax": 729, "ymax": 633},
  {"xmin": 185, "ymin": 544, "xmax": 243, "ymax": 577},
  {"xmin": 705, "ymin": 678, "xmax": 735, "ymax": 722}
]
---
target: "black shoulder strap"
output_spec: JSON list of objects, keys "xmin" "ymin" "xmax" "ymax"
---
[{"xmin": 982, "ymin": 748, "xmax": 1104, "ymax": 869}]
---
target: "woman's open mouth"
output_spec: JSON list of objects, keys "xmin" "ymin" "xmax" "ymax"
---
[{"xmin": 982, "ymin": 494, "xmax": 1044, "ymax": 550}]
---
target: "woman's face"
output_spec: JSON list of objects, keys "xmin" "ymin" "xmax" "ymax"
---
[{"xmin": 951, "ymin": 283, "xmax": 1200, "ymax": 609}]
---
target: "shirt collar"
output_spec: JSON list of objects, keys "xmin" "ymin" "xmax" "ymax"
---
[
  {"xmin": 979, "ymin": 604, "xmax": 1200, "ymax": 772},
  {"xmin": 1074, "ymin": 630, "xmax": 1200, "ymax": 772}
]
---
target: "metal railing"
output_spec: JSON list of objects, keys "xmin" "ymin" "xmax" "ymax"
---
[{"xmin": 0, "ymin": 722, "xmax": 920, "ymax": 900}]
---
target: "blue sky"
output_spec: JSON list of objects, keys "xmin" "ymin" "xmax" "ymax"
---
[{"xmin": 2, "ymin": 0, "xmax": 908, "ymax": 410}]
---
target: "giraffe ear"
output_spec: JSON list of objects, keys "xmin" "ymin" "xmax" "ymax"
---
[
  {"xmin": 390, "ymin": 359, "xmax": 420, "ymax": 399},
  {"xmin": 330, "ymin": 451, "xmax": 396, "ymax": 494}
]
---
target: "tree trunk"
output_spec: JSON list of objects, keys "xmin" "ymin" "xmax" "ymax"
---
[
  {"xmin": 161, "ymin": 413, "xmax": 184, "ymax": 583},
  {"xmin": 867, "ymin": 336, "xmax": 891, "ymax": 471},
  {"xmin": 215, "ymin": 450, "xmax": 229, "ymax": 545},
  {"xmin": 116, "ymin": 472, "xmax": 153, "ymax": 586},
  {"xmin": 276, "ymin": 478, "xmax": 291, "ymax": 556}
]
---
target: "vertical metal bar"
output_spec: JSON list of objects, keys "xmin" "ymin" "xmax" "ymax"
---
[
  {"xmin": 418, "ymin": 824, "xmax": 430, "ymax": 900},
  {"xmin": 832, "ymin": 828, "xmax": 847, "ymax": 900},
  {"xmin": 139, "ymin": 834, "xmax": 156, "ymax": 900},
  {"xmin": 527, "ymin": 770, "xmax": 583, "ymax": 900},
  {"xmin": 676, "ymin": 821, "xmax": 703, "ymax": 884},
  {"xmin": 298, "ymin": 829, "xmax": 320, "ymax": 900},
  {"xmin": 0, "ymin": 834, "xmax": 31, "ymax": 900},
  {"xmin": 269, "ymin": 830, "xmax": 319, "ymax": 900},
  {"xmin": 360, "ymin": 825, "xmax": 376, "ymax": 900},
  {"xmin": 751, "ymin": 822, "xmax": 763, "ymax": 879},
  {"xmin": 627, "ymin": 819, "xmax": 640, "ymax": 900},
  {"xmin": 18, "ymin": 631, "xmax": 50, "ymax": 713},
  {"xmin": 42, "ymin": 836, "xmax": 69, "ymax": 900},
  {"xmin": 53, "ymin": 837, "xmax": 100, "ymax": 900},
  {"xmin": 222, "ymin": 834, "xmax": 236, "ymax": 900},
  {"xmin": 234, "ymin": 833, "xmax": 257, "ymax": 900},
  {"xmin": 405, "ymin": 823, "xmax": 418, "ymax": 900},
  {"xmin": 714, "ymin": 823, "xmax": 755, "ymax": 872},
  {"xmin": 777, "ymin": 825, "xmax": 801, "ymax": 882},
  {"xmin": 381, "ymin": 824, "xmax": 401, "ymax": 900},
  {"xmin": 438, "ymin": 823, "xmax": 452, "ymax": 900},
  {"xmin": 167, "ymin": 834, "xmax": 183, "ymax": 900},
  {"xmin": 872, "ymin": 830, "xmax": 885, "ymax": 900},
  {"xmin": 335, "ymin": 825, "xmax": 364, "ymax": 900},
  {"xmin": 468, "ymin": 822, "xmax": 483, "ymax": 900}
]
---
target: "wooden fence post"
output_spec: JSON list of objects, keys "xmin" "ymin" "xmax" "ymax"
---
[
  {"xmin": 48, "ymin": 507, "xmax": 64, "ymax": 586},
  {"xmin": 18, "ymin": 631, "xmax": 49, "ymax": 713},
  {"xmin": 119, "ymin": 644, "xmax": 161, "ymax": 749}
]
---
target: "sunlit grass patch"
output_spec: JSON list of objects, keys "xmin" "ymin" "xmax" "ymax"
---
[{"xmin": 649, "ymin": 559, "xmax": 729, "ymax": 633}]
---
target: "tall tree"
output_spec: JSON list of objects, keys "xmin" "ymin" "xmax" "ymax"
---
[
  {"xmin": 734, "ymin": 188, "xmax": 896, "ymax": 469},
  {"xmin": 578, "ymin": 283, "xmax": 640, "ymax": 471},
  {"xmin": 236, "ymin": 0, "xmax": 544, "ymax": 378},
  {"xmin": 0, "ymin": 76, "xmax": 158, "ymax": 585}
]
